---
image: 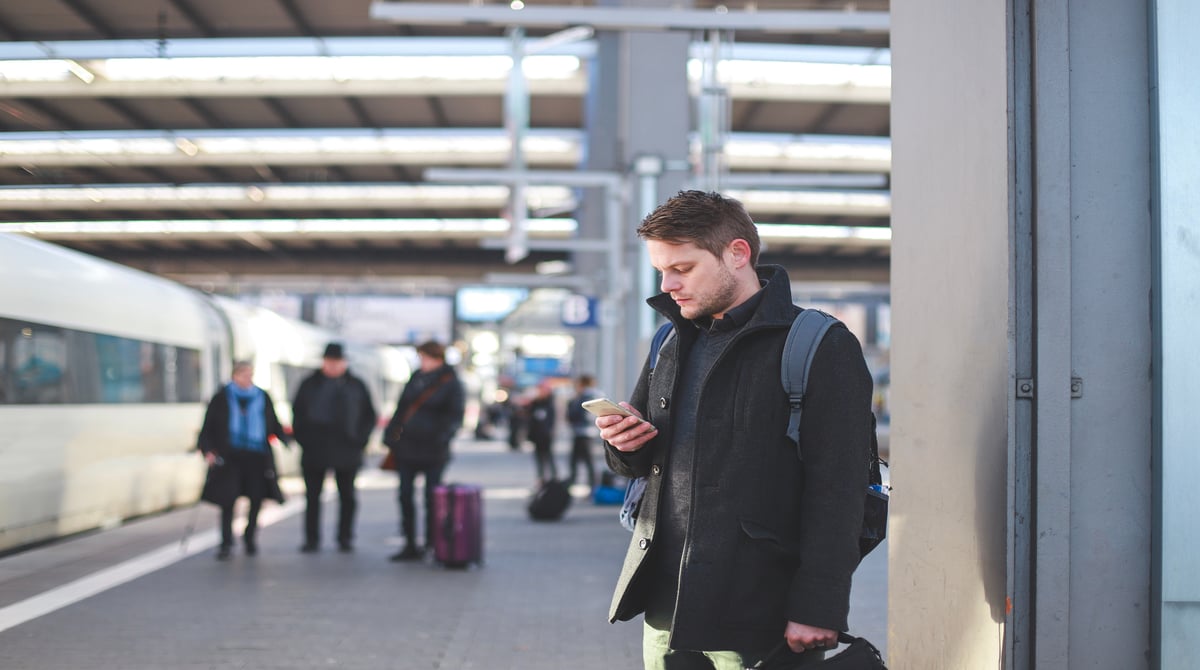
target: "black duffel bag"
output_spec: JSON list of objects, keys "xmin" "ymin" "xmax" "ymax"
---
[
  {"xmin": 527, "ymin": 479, "xmax": 572, "ymax": 521},
  {"xmin": 748, "ymin": 633, "xmax": 887, "ymax": 670}
]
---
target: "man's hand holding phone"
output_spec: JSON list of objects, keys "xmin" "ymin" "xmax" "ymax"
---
[{"xmin": 582, "ymin": 398, "xmax": 658, "ymax": 452}]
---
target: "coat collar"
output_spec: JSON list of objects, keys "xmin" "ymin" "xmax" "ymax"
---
[{"xmin": 646, "ymin": 263, "xmax": 797, "ymax": 333}]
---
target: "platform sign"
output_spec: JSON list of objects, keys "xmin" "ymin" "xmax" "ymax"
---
[{"xmin": 560, "ymin": 294, "xmax": 598, "ymax": 328}]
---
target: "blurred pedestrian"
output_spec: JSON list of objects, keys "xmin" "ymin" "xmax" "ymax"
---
[
  {"xmin": 565, "ymin": 373, "xmax": 599, "ymax": 490},
  {"xmin": 527, "ymin": 379, "xmax": 557, "ymax": 483},
  {"xmin": 505, "ymin": 389, "xmax": 525, "ymax": 452},
  {"xmin": 198, "ymin": 361, "xmax": 287, "ymax": 560},
  {"xmin": 292, "ymin": 343, "xmax": 377, "ymax": 553},
  {"xmin": 383, "ymin": 340, "xmax": 465, "ymax": 561}
]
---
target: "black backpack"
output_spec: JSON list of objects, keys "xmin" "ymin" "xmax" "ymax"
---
[{"xmin": 620, "ymin": 310, "xmax": 889, "ymax": 561}]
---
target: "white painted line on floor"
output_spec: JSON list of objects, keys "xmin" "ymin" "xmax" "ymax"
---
[
  {"xmin": 0, "ymin": 480, "xmax": 555, "ymax": 634},
  {"xmin": 0, "ymin": 496, "xmax": 305, "ymax": 634}
]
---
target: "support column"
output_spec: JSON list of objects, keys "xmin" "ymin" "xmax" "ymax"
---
[
  {"xmin": 892, "ymin": 0, "xmax": 1155, "ymax": 667},
  {"xmin": 889, "ymin": 2, "xmax": 1012, "ymax": 666},
  {"xmin": 613, "ymin": 0, "xmax": 691, "ymax": 398},
  {"xmin": 1152, "ymin": 1, "xmax": 1200, "ymax": 666},
  {"xmin": 576, "ymin": 0, "xmax": 689, "ymax": 399}
]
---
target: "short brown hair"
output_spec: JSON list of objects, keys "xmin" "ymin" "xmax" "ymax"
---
[
  {"xmin": 416, "ymin": 340, "xmax": 446, "ymax": 361},
  {"xmin": 636, "ymin": 190, "xmax": 760, "ymax": 267}
]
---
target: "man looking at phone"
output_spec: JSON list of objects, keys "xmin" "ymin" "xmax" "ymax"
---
[{"xmin": 597, "ymin": 190, "xmax": 873, "ymax": 668}]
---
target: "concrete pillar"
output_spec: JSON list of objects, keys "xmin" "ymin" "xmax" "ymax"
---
[
  {"xmin": 575, "ymin": 22, "xmax": 621, "ymax": 391},
  {"xmin": 616, "ymin": 24, "xmax": 690, "ymax": 397},
  {"xmin": 889, "ymin": 1, "xmax": 1012, "ymax": 666},
  {"xmin": 574, "ymin": 0, "xmax": 690, "ymax": 399},
  {"xmin": 892, "ymin": 0, "xmax": 1158, "ymax": 667}
]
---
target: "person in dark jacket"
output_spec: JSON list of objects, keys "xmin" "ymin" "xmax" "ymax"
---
[
  {"xmin": 598, "ymin": 191, "xmax": 873, "ymax": 668},
  {"xmin": 565, "ymin": 373, "xmax": 599, "ymax": 490},
  {"xmin": 383, "ymin": 340, "xmax": 465, "ymax": 561},
  {"xmin": 198, "ymin": 361, "xmax": 288, "ymax": 560},
  {"xmin": 526, "ymin": 379, "xmax": 558, "ymax": 483},
  {"xmin": 291, "ymin": 342, "xmax": 377, "ymax": 553}
]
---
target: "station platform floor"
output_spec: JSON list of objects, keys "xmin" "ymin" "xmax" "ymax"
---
[{"xmin": 0, "ymin": 438, "xmax": 887, "ymax": 670}]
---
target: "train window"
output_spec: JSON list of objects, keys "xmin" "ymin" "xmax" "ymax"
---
[
  {"xmin": 1, "ymin": 321, "xmax": 69, "ymax": 404},
  {"xmin": 96, "ymin": 335, "xmax": 148, "ymax": 403},
  {"xmin": 0, "ymin": 317, "xmax": 202, "ymax": 405},
  {"xmin": 174, "ymin": 347, "xmax": 202, "ymax": 402}
]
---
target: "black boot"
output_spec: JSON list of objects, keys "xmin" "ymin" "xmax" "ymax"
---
[{"xmin": 389, "ymin": 541, "xmax": 423, "ymax": 561}]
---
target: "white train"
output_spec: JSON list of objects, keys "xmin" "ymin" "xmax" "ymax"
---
[{"xmin": 0, "ymin": 233, "xmax": 409, "ymax": 553}]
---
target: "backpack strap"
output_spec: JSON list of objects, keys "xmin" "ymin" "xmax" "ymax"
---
[
  {"xmin": 648, "ymin": 321, "xmax": 675, "ymax": 372},
  {"xmin": 780, "ymin": 309, "xmax": 840, "ymax": 452}
]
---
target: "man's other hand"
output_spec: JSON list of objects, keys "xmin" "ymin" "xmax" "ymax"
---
[{"xmin": 784, "ymin": 621, "xmax": 837, "ymax": 653}]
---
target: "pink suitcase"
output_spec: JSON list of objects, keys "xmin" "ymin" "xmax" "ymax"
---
[{"xmin": 432, "ymin": 483, "xmax": 484, "ymax": 568}]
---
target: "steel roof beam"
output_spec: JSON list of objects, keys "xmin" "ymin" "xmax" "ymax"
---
[
  {"xmin": 0, "ymin": 77, "xmax": 587, "ymax": 99},
  {"xmin": 57, "ymin": 0, "xmax": 117, "ymax": 39},
  {"xmin": 367, "ymin": 3, "xmax": 889, "ymax": 34},
  {"xmin": 274, "ymin": 0, "xmax": 316, "ymax": 37},
  {"xmin": 164, "ymin": 0, "xmax": 215, "ymax": 37}
]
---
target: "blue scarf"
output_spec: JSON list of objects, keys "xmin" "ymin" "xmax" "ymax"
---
[{"xmin": 226, "ymin": 383, "xmax": 267, "ymax": 452}]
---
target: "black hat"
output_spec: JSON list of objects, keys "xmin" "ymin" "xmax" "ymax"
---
[{"xmin": 323, "ymin": 342, "xmax": 345, "ymax": 359}]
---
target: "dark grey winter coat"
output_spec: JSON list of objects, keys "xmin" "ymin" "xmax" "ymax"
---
[
  {"xmin": 383, "ymin": 364, "xmax": 465, "ymax": 468},
  {"xmin": 292, "ymin": 370, "xmax": 377, "ymax": 470},
  {"xmin": 605, "ymin": 264, "xmax": 873, "ymax": 654}
]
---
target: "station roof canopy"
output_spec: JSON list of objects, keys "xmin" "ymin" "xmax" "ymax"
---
[{"xmin": 0, "ymin": 0, "xmax": 891, "ymax": 289}]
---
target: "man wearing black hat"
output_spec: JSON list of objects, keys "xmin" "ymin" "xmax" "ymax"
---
[{"xmin": 291, "ymin": 342, "xmax": 378, "ymax": 553}]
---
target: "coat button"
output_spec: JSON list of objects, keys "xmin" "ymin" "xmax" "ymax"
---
[
  {"xmin": 659, "ymin": 397, "xmax": 668, "ymax": 409},
  {"xmin": 651, "ymin": 464, "xmax": 662, "ymax": 476},
  {"xmin": 638, "ymin": 538, "xmax": 650, "ymax": 550}
]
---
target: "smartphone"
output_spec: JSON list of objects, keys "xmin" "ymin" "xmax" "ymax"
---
[{"xmin": 581, "ymin": 397, "xmax": 637, "ymax": 418}]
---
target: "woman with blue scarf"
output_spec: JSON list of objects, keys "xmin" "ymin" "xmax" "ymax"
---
[{"xmin": 198, "ymin": 361, "xmax": 288, "ymax": 560}]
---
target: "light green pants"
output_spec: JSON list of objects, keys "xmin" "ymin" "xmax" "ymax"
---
[{"xmin": 642, "ymin": 623, "xmax": 745, "ymax": 670}]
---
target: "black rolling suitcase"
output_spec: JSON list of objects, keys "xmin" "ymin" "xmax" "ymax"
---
[{"xmin": 527, "ymin": 479, "xmax": 572, "ymax": 521}]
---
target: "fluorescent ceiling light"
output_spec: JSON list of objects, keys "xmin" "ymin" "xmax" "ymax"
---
[
  {"xmin": 0, "ymin": 55, "xmax": 581, "ymax": 83},
  {"xmin": 0, "ymin": 129, "xmax": 889, "ymax": 173},
  {"xmin": 104, "ymin": 54, "xmax": 581, "ymax": 81},
  {"xmin": 727, "ymin": 188, "xmax": 891, "ymax": 217},
  {"xmin": 0, "ymin": 37, "xmax": 887, "ymax": 65},
  {"xmin": 757, "ymin": 222, "xmax": 891, "ymax": 247},
  {"xmin": 0, "ymin": 41, "xmax": 890, "ymax": 104},
  {"xmin": 0, "ymin": 59, "xmax": 77, "ymax": 81},
  {"xmin": 3, "ymin": 218, "xmax": 890, "ymax": 251},
  {"xmin": 721, "ymin": 134, "xmax": 890, "ymax": 172},
  {"xmin": 688, "ymin": 59, "xmax": 889, "ymax": 104},
  {"xmin": 4, "ymin": 217, "xmax": 577, "ymax": 237},
  {"xmin": 0, "ymin": 183, "xmax": 577, "ymax": 210},
  {"xmin": 0, "ymin": 183, "xmax": 889, "ymax": 217}
]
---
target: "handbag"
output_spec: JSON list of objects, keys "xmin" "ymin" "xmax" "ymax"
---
[
  {"xmin": 748, "ymin": 633, "xmax": 886, "ymax": 670},
  {"xmin": 263, "ymin": 467, "xmax": 286, "ymax": 503},
  {"xmin": 199, "ymin": 458, "xmax": 238, "ymax": 507},
  {"xmin": 379, "ymin": 449, "xmax": 397, "ymax": 471}
]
